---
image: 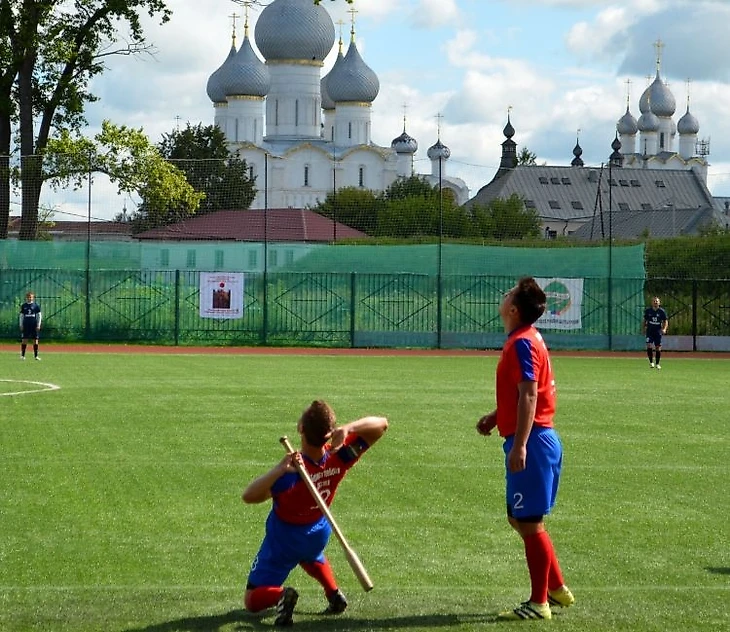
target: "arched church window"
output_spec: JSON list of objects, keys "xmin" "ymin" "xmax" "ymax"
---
[
  {"xmin": 295, "ymin": 100, "xmax": 299, "ymax": 127},
  {"xmin": 348, "ymin": 122, "xmax": 352, "ymax": 139},
  {"xmin": 304, "ymin": 165, "xmax": 310, "ymax": 187},
  {"xmin": 358, "ymin": 166, "xmax": 365, "ymax": 188}
]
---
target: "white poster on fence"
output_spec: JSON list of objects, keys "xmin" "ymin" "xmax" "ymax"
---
[
  {"xmin": 535, "ymin": 277, "xmax": 584, "ymax": 330},
  {"xmin": 199, "ymin": 272, "xmax": 244, "ymax": 319}
]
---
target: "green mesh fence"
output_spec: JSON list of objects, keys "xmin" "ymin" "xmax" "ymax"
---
[{"xmin": 0, "ymin": 241, "xmax": 658, "ymax": 350}]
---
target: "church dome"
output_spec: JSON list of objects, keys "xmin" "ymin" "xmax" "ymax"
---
[
  {"xmin": 617, "ymin": 107, "xmax": 638, "ymax": 135},
  {"xmin": 642, "ymin": 71, "xmax": 676, "ymax": 117},
  {"xmin": 255, "ymin": 0, "xmax": 335, "ymax": 63},
  {"xmin": 326, "ymin": 40, "xmax": 379, "ymax": 103},
  {"xmin": 206, "ymin": 43, "xmax": 237, "ymax": 103},
  {"xmin": 391, "ymin": 129, "xmax": 418, "ymax": 154},
  {"xmin": 427, "ymin": 139, "xmax": 451, "ymax": 161},
  {"xmin": 503, "ymin": 116, "xmax": 515, "ymax": 139},
  {"xmin": 321, "ymin": 45, "xmax": 344, "ymax": 110},
  {"xmin": 638, "ymin": 110, "xmax": 660, "ymax": 132},
  {"xmin": 222, "ymin": 32, "xmax": 270, "ymax": 97},
  {"xmin": 677, "ymin": 107, "xmax": 700, "ymax": 135}
]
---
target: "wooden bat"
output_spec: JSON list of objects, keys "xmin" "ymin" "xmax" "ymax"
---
[{"xmin": 279, "ymin": 435, "xmax": 374, "ymax": 592}]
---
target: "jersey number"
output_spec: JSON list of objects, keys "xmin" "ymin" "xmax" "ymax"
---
[
  {"xmin": 310, "ymin": 487, "xmax": 331, "ymax": 510},
  {"xmin": 512, "ymin": 492, "xmax": 524, "ymax": 510}
]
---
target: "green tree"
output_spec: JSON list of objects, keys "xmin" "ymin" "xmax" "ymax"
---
[
  {"xmin": 471, "ymin": 194, "xmax": 542, "ymax": 240},
  {"xmin": 157, "ymin": 123, "xmax": 256, "ymax": 214},
  {"xmin": 0, "ymin": 0, "xmax": 171, "ymax": 240},
  {"xmin": 312, "ymin": 186, "xmax": 382, "ymax": 235},
  {"xmin": 517, "ymin": 147, "xmax": 538, "ymax": 166},
  {"xmin": 45, "ymin": 121, "xmax": 204, "ymax": 231}
]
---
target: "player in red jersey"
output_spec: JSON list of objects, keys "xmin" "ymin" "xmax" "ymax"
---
[
  {"xmin": 242, "ymin": 400, "xmax": 388, "ymax": 626},
  {"xmin": 477, "ymin": 277, "xmax": 574, "ymax": 621}
]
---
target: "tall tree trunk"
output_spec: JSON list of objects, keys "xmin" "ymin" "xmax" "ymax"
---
[{"xmin": 18, "ymin": 17, "xmax": 38, "ymax": 241}]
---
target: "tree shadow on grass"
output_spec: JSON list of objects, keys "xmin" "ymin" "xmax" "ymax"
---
[
  {"xmin": 706, "ymin": 567, "xmax": 730, "ymax": 575},
  {"xmin": 122, "ymin": 610, "xmax": 500, "ymax": 632}
]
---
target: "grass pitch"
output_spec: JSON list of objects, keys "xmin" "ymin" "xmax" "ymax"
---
[{"xmin": 0, "ymin": 350, "xmax": 728, "ymax": 631}]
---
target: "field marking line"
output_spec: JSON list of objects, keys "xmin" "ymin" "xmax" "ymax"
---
[{"xmin": 0, "ymin": 379, "xmax": 61, "ymax": 397}]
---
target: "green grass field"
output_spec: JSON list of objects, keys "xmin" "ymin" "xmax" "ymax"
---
[{"xmin": 1, "ymin": 350, "xmax": 728, "ymax": 631}]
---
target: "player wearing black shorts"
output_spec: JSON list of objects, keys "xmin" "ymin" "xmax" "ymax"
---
[
  {"xmin": 643, "ymin": 296, "xmax": 668, "ymax": 369},
  {"xmin": 19, "ymin": 291, "xmax": 42, "ymax": 360}
]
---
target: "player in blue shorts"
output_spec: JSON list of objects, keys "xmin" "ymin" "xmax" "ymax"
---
[
  {"xmin": 19, "ymin": 291, "xmax": 42, "ymax": 360},
  {"xmin": 643, "ymin": 296, "xmax": 668, "ymax": 369},
  {"xmin": 242, "ymin": 400, "xmax": 388, "ymax": 626},
  {"xmin": 477, "ymin": 277, "xmax": 574, "ymax": 620}
]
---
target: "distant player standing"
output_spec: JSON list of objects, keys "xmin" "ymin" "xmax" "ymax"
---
[
  {"xmin": 242, "ymin": 400, "xmax": 388, "ymax": 626},
  {"xmin": 643, "ymin": 296, "xmax": 668, "ymax": 369},
  {"xmin": 477, "ymin": 277, "xmax": 574, "ymax": 621},
  {"xmin": 19, "ymin": 291, "xmax": 42, "ymax": 360}
]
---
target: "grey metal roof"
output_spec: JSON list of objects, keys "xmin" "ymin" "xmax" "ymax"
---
[
  {"xmin": 464, "ymin": 165, "xmax": 716, "ymax": 223},
  {"xmin": 571, "ymin": 206, "xmax": 723, "ymax": 240}
]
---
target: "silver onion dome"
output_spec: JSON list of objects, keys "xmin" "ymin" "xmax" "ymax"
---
[
  {"xmin": 391, "ymin": 129, "xmax": 418, "ymax": 154},
  {"xmin": 321, "ymin": 46, "xmax": 344, "ymax": 110},
  {"xmin": 427, "ymin": 139, "xmax": 451, "ymax": 161},
  {"xmin": 677, "ymin": 107, "xmax": 700, "ymax": 135},
  {"xmin": 222, "ymin": 32, "xmax": 270, "ymax": 97},
  {"xmin": 641, "ymin": 71, "xmax": 676, "ymax": 117},
  {"xmin": 326, "ymin": 40, "xmax": 379, "ymax": 103},
  {"xmin": 206, "ymin": 43, "xmax": 237, "ymax": 103},
  {"xmin": 638, "ymin": 110, "xmax": 660, "ymax": 132},
  {"xmin": 255, "ymin": 0, "xmax": 335, "ymax": 63},
  {"xmin": 617, "ymin": 107, "xmax": 638, "ymax": 135}
]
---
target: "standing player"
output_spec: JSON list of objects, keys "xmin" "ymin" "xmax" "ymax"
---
[
  {"xmin": 242, "ymin": 400, "xmax": 388, "ymax": 627},
  {"xmin": 19, "ymin": 291, "xmax": 42, "ymax": 360},
  {"xmin": 477, "ymin": 277, "xmax": 573, "ymax": 621},
  {"xmin": 643, "ymin": 296, "xmax": 669, "ymax": 369}
]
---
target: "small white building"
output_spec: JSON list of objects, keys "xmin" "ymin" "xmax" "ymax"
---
[{"xmin": 205, "ymin": 0, "xmax": 469, "ymax": 209}]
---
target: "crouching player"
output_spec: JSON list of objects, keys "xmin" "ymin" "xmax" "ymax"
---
[
  {"xmin": 242, "ymin": 400, "xmax": 388, "ymax": 626},
  {"xmin": 477, "ymin": 277, "xmax": 574, "ymax": 620}
]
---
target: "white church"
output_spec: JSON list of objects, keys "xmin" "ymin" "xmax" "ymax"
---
[
  {"xmin": 614, "ymin": 41, "xmax": 709, "ymax": 179},
  {"xmin": 205, "ymin": 0, "xmax": 469, "ymax": 209}
]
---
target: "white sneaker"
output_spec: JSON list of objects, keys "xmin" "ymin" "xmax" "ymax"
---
[
  {"xmin": 20, "ymin": 355, "xmax": 26, "ymax": 360},
  {"xmin": 649, "ymin": 362, "xmax": 654, "ymax": 368},
  {"xmin": 656, "ymin": 364, "xmax": 661, "ymax": 370},
  {"xmin": 35, "ymin": 356, "xmax": 41, "ymax": 361}
]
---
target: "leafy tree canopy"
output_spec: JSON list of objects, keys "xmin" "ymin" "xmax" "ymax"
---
[{"xmin": 157, "ymin": 123, "xmax": 256, "ymax": 215}]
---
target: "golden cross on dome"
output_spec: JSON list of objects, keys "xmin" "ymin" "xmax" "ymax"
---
[
  {"xmin": 348, "ymin": 6, "xmax": 358, "ymax": 37},
  {"xmin": 242, "ymin": 1, "xmax": 251, "ymax": 32},
  {"xmin": 654, "ymin": 38, "xmax": 664, "ymax": 71},
  {"xmin": 228, "ymin": 12, "xmax": 240, "ymax": 44},
  {"xmin": 625, "ymin": 78, "xmax": 632, "ymax": 107},
  {"xmin": 336, "ymin": 18, "xmax": 346, "ymax": 48},
  {"xmin": 435, "ymin": 112, "xmax": 444, "ymax": 139}
]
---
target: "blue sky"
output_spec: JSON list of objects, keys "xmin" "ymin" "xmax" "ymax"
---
[{"xmin": 49, "ymin": 0, "xmax": 730, "ymax": 220}]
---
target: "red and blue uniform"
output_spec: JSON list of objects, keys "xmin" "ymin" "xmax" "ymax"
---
[
  {"xmin": 496, "ymin": 325, "xmax": 562, "ymax": 519},
  {"xmin": 247, "ymin": 433, "xmax": 369, "ymax": 588}
]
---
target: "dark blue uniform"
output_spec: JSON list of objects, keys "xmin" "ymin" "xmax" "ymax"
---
[
  {"xmin": 644, "ymin": 307, "xmax": 667, "ymax": 347},
  {"xmin": 20, "ymin": 300, "xmax": 42, "ymax": 339}
]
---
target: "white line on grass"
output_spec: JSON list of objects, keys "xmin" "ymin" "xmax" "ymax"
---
[{"xmin": 0, "ymin": 379, "xmax": 61, "ymax": 397}]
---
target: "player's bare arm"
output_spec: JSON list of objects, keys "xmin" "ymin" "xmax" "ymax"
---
[
  {"xmin": 508, "ymin": 381, "xmax": 538, "ymax": 473},
  {"xmin": 242, "ymin": 453, "xmax": 300, "ymax": 504},
  {"xmin": 329, "ymin": 416, "xmax": 388, "ymax": 450},
  {"xmin": 477, "ymin": 410, "xmax": 497, "ymax": 436}
]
